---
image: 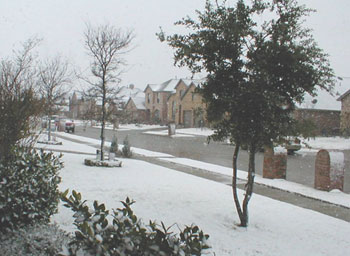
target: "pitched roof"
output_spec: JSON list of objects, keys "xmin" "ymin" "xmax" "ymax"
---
[
  {"xmin": 127, "ymin": 96, "xmax": 146, "ymax": 110},
  {"xmin": 132, "ymin": 96, "xmax": 146, "ymax": 110},
  {"xmin": 145, "ymin": 78, "xmax": 205, "ymax": 94},
  {"xmin": 337, "ymin": 89, "xmax": 350, "ymax": 101}
]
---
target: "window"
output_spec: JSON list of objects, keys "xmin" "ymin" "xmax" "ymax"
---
[
  {"xmin": 172, "ymin": 101, "xmax": 176, "ymax": 120},
  {"xmin": 157, "ymin": 93, "xmax": 160, "ymax": 103},
  {"xmin": 147, "ymin": 93, "xmax": 151, "ymax": 104},
  {"xmin": 180, "ymin": 90, "xmax": 185, "ymax": 98}
]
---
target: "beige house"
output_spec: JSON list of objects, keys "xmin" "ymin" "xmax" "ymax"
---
[
  {"xmin": 144, "ymin": 79, "xmax": 180, "ymax": 124},
  {"xmin": 167, "ymin": 80, "xmax": 206, "ymax": 127},
  {"xmin": 144, "ymin": 78, "xmax": 205, "ymax": 127},
  {"xmin": 338, "ymin": 89, "xmax": 350, "ymax": 134},
  {"xmin": 125, "ymin": 95, "xmax": 149, "ymax": 123}
]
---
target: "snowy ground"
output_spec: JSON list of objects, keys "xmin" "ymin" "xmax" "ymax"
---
[
  {"xmin": 51, "ymin": 151, "xmax": 350, "ymax": 256},
  {"xmin": 92, "ymin": 123, "xmax": 164, "ymax": 131},
  {"xmin": 47, "ymin": 132, "xmax": 350, "ymax": 208}
]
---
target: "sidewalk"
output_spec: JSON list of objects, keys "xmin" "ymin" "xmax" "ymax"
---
[{"xmin": 40, "ymin": 132, "xmax": 350, "ymax": 222}]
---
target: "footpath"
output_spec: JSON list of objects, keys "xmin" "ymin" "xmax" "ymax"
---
[{"xmin": 41, "ymin": 132, "xmax": 350, "ymax": 222}]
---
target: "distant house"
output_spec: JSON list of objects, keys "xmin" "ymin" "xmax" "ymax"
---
[
  {"xmin": 125, "ymin": 95, "xmax": 148, "ymax": 123},
  {"xmin": 144, "ymin": 79, "xmax": 180, "ymax": 124},
  {"xmin": 69, "ymin": 92, "xmax": 96, "ymax": 120},
  {"xmin": 144, "ymin": 78, "xmax": 205, "ymax": 126},
  {"xmin": 337, "ymin": 85, "xmax": 350, "ymax": 135},
  {"xmin": 293, "ymin": 108, "xmax": 340, "ymax": 136},
  {"xmin": 167, "ymin": 79, "xmax": 206, "ymax": 127}
]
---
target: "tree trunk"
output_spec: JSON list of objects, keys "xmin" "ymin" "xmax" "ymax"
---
[
  {"xmin": 48, "ymin": 116, "xmax": 52, "ymax": 141},
  {"xmin": 100, "ymin": 77, "xmax": 107, "ymax": 161},
  {"xmin": 240, "ymin": 144, "xmax": 256, "ymax": 227},
  {"xmin": 232, "ymin": 143, "xmax": 245, "ymax": 224},
  {"xmin": 100, "ymin": 104, "xmax": 106, "ymax": 161}
]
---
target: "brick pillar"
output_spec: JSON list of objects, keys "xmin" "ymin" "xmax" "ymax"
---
[
  {"xmin": 263, "ymin": 146, "xmax": 287, "ymax": 179},
  {"xmin": 263, "ymin": 146, "xmax": 274, "ymax": 178},
  {"xmin": 273, "ymin": 154, "xmax": 287, "ymax": 179},
  {"xmin": 315, "ymin": 150, "xmax": 344, "ymax": 191}
]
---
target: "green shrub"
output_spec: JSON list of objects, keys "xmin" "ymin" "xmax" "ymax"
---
[
  {"xmin": 0, "ymin": 223, "xmax": 71, "ymax": 256},
  {"xmin": 122, "ymin": 135, "xmax": 132, "ymax": 158},
  {"xmin": 109, "ymin": 135, "xmax": 118, "ymax": 154},
  {"xmin": 0, "ymin": 147, "xmax": 63, "ymax": 231},
  {"xmin": 61, "ymin": 190, "xmax": 210, "ymax": 256}
]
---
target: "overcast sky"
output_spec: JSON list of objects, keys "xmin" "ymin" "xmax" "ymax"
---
[{"xmin": 1, "ymin": 0, "xmax": 349, "ymax": 108}]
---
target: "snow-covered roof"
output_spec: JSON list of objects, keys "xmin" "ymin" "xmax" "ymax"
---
[
  {"xmin": 132, "ymin": 96, "xmax": 146, "ymax": 110},
  {"xmin": 145, "ymin": 78, "xmax": 205, "ymax": 93},
  {"xmin": 146, "ymin": 79, "xmax": 179, "ymax": 93}
]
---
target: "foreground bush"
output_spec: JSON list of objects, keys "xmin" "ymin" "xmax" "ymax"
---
[
  {"xmin": 0, "ymin": 147, "xmax": 63, "ymax": 231},
  {"xmin": 61, "ymin": 190, "xmax": 210, "ymax": 255},
  {"xmin": 0, "ymin": 223, "xmax": 70, "ymax": 256}
]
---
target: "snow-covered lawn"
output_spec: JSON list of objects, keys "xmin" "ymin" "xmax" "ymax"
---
[
  {"xmin": 49, "ymin": 132, "xmax": 350, "ymax": 208},
  {"xmin": 52, "ymin": 152, "xmax": 350, "ymax": 256},
  {"xmin": 301, "ymin": 136, "xmax": 350, "ymax": 150}
]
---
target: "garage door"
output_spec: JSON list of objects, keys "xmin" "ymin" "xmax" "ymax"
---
[{"xmin": 183, "ymin": 110, "xmax": 193, "ymax": 128}]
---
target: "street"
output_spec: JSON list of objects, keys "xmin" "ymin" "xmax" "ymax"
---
[{"xmin": 74, "ymin": 126, "xmax": 350, "ymax": 193}]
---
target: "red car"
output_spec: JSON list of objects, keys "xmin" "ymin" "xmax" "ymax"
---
[{"xmin": 65, "ymin": 120, "xmax": 75, "ymax": 133}]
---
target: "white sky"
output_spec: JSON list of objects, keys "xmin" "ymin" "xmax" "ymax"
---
[{"xmin": 1, "ymin": 0, "xmax": 349, "ymax": 107}]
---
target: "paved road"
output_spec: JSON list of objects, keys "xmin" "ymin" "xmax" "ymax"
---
[{"xmin": 74, "ymin": 126, "xmax": 350, "ymax": 193}]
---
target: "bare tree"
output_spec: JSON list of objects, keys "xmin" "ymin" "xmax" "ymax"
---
[
  {"xmin": 0, "ymin": 39, "xmax": 42, "ymax": 161},
  {"xmin": 38, "ymin": 56, "xmax": 72, "ymax": 141},
  {"xmin": 84, "ymin": 23, "xmax": 134, "ymax": 160}
]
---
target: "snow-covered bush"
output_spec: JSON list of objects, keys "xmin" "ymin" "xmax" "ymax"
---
[
  {"xmin": 109, "ymin": 135, "xmax": 118, "ymax": 154},
  {"xmin": 84, "ymin": 158, "xmax": 122, "ymax": 167},
  {"xmin": 0, "ymin": 223, "xmax": 71, "ymax": 256},
  {"xmin": 0, "ymin": 147, "xmax": 63, "ymax": 231},
  {"xmin": 122, "ymin": 135, "xmax": 132, "ymax": 158},
  {"xmin": 61, "ymin": 190, "xmax": 210, "ymax": 256}
]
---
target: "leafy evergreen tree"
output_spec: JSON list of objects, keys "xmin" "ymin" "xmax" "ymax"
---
[
  {"xmin": 159, "ymin": 0, "xmax": 336, "ymax": 227},
  {"xmin": 122, "ymin": 136, "xmax": 132, "ymax": 158},
  {"xmin": 109, "ymin": 134, "xmax": 119, "ymax": 154}
]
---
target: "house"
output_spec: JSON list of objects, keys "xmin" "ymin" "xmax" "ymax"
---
[
  {"xmin": 144, "ymin": 78, "xmax": 205, "ymax": 126},
  {"xmin": 69, "ymin": 92, "xmax": 96, "ymax": 120},
  {"xmin": 167, "ymin": 79, "xmax": 206, "ymax": 127},
  {"xmin": 68, "ymin": 84, "xmax": 142, "ymax": 121},
  {"xmin": 144, "ymin": 79, "xmax": 180, "ymax": 124},
  {"xmin": 293, "ymin": 108, "xmax": 340, "ymax": 136},
  {"xmin": 125, "ymin": 93, "xmax": 149, "ymax": 123},
  {"xmin": 337, "ymin": 78, "xmax": 350, "ymax": 134}
]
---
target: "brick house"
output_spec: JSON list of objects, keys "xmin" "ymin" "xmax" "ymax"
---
[
  {"xmin": 338, "ymin": 89, "xmax": 350, "ymax": 134},
  {"xmin": 167, "ymin": 80, "xmax": 206, "ymax": 127},
  {"xmin": 125, "ymin": 95, "xmax": 149, "ymax": 123},
  {"xmin": 293, "ymin": 108, "xmax": 340, "ymax": 136},
  {"xmin": 144, "ymin": 79, "xmax": 180, "ymax": 124},
  {"xmin": 69, "ymin": 92, "xmax": 96, "ymax": 119},
  {"xmin": 144, "ymin": 78, "xmax": 205, "ymax": 126}
]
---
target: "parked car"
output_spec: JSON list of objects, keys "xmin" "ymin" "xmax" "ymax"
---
[
  {"xmin": 284, "ymin": 137, "xmax": 301, "ymax": 155},
  {"xmin": 65, "ymin": 120, "xmax": 75, "ymax": 133}
]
